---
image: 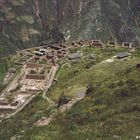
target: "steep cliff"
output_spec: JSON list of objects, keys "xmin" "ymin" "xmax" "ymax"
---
[{"xmin": 0, "ymin": 0, "xmax": 140, "ymax": 56}]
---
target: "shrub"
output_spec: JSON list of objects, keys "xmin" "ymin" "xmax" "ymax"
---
[
  {"xmin": 122, "ymin": 104, "xmax": 140, "ymax": 113},
  {"xmin": 86, "ymin": 83, "xmax": 94, "ymax": 96},
  {"xmin": 117, "ymin": 80, "xmax": 124, "ymax": 86},
  {"xmin": 108, "ymin": 83, "xmax": 116, "ymax": 89},
  {"xmin": 114, "ymin": 87, "xmax": 128, "ymax": 98}
]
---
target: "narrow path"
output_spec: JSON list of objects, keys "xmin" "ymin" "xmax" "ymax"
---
[
  {"xmin": 42, "ymin": 65, "xmax": 59, "ymax": 99},
  {"xmin": 1, "ymin": 69, "xmax": 24, "ymax": 97},
  {"xmin": 5, "ymin": 93, "xmax": 39, "ymax": 119},
  {"xmin": 42, "ymin": 96, "xmax": 55, "ymax": 105},
  {"xmin": 55, "ymin": 62, "xmax": 71, "ymax": 79},
  {"xmin": 35, "ymin": 86, "xmax": 87, "ymax": 127}
]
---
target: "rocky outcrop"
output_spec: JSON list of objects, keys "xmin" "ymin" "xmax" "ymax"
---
[{"xmin": 0, "ymin": 0, "xmax": 139, "ymax": 56}]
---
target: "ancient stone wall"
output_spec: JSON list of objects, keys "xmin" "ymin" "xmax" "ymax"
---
[
  {"xmin": 25, "ymin": 74, "xmax": 45, "ymax": 80},
  {"xmin": 26, "ymin": 63, "xmax": 44, "ymax": 68}
]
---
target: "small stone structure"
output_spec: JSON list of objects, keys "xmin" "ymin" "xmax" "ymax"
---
[
  {"xmin": 39, "ymin": 48, "xmax": 50, "ymax": 54},
  {"xmin": 57, "ymin": 50, "xmax": 63, "ymax": 54},
  {"xmin": 90, "ymin": 40, "xmax": 103, "ymax": 47},
  {"xmin": 25, "ymin": 63, "xmax": 46, "ymax": 80},
  {"xmin": 8, "ymin": 68, "xmax": 16, "ymax": 73},
  {"xmin": 0, "ymin": 108, "xmax": 15, "ymax": 114},
  {"xmin": 73, "ymin": 44, "xmax": 79, "ymax": 48},
  {"xmin": 25, "ymin": 74, "xmax": 45, "ymax": 80},
  {"xmin": 76, "ymin": 41, "xmax": 83, "ymax": 46},
  {"xmin": 34, "ymin": 51, "xmax": 44, "ymax": 56},
  {"xmin": 68, "ymin": 52, "xmax": 82, "ymax": 60},
  {"xmin": 57, "ymin": 53, "xmax": 64, "ymax": 58},
  {"xmin": 92, "ymin": 40, "xmax": 101, "ymax": 43},
  {"xmin": 26, "ymin": 63, "xmax": 42, "ymax": 68},
  {"xmin": 116, "ymin": 52, "xmax": 129, "ymax": 59},
  {"xmin": 72, "ymin": 41, "xmax": 76, "ymax": 46},
  {"xmin": 57, "ymin": 96, "xmax": 71, "ymax": 107},
  {"xmin": 0, "ymin": 100, "xmax": 8, "ymax": 105},
  {"xmin": 107, "ymin": 41, "xmax": 116, "ymax": 46},
  {"xmin": 136, "ymin": 64, "xmax": 140, "ymax": 69},
  {"xmin": 59, "ymin": 43, "xmax": 66, "ymax": 48},
  {"xmin": 10, "ymin": 101, "xmax": 19, "ymax": 106},
  {"xmin": 0, "ymin": 99, "xmax": 18, "ymax": 116},
  {"xmin": 46, "ymin": 53, "xmax": 54, "ymax": 59},
  {"xmin": 49, "ymin": 45, "xmax": 62, "ymax": 50},
  {"xmin": 122, "ymin": 42, "xmax": 132, "ymax": 48}
]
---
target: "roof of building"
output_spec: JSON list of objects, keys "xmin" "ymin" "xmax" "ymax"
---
[
  {"xmin": 92, "ymin": 40, "xmax": 101, "ymax": 43},
  {"xmin": 117, "ymin": 52, "xmax": 129, "ymax": 58},
  {"xmin": 8, "ymin": 68, "xmax": 16, "ymax": 73},
  {"xmin": 68, "ymin": 52, "xmax": 82, "ymax": 59},
  {"xmin": 108, "ymin": 41, "xmax": 116, "ymax": 44},
  {"xmin": 49, "ymin": 45, "xmax": 62, "ymax": 50},
  {"xmin": 89, "ymin": 54, "xmax": 96, "ymax": 59},
  {"xmin": 34, "ymin": 51, "xmax": 44, "ymax": 55},
  {"xmin": 39, "ymin": 49, "xmax": 50, "ymax": 53},
  {"xmin": 122, "ymin": 42, "xmax": 132, "ymax": 47}
]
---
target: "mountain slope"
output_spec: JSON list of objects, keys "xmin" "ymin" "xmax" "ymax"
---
[
  {"xmin": 0, "ymin": 0, "xmax": 140, "ymax": 56},
  {"xmin": 0, "ymin": 46, "xmax": 140, "ymax": 140}
]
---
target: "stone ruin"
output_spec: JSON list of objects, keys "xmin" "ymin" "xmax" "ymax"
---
[
  {"xmin": 25, "ymin": 63, "xmax": 47, "ymax": 80},
  {"xmin": 122, "ymin": 42, "xmax": 132, "ymax": 48},
  {"xmin": 26, "ymin": 63, "xmax": 42, "ymax": 69},
  {"xmin": 71, "ymin": 41, "xmax": 79, "ymax": 48},
  {"xmin": 0, "ymin": 98, "xmax": 19, "ymax": 117},
  {"xmin": 136, "ymin": 64, "xmax": 140, "ymax": 69},
  {"xmin": 90, "ymin": 40, "xmax": 103, "ymax": 47},
  {"xmin": 107, "ymin": 41, "xmax": 116, "ymax": 46},
  {"xmin": 71, "ymin": 40, "xmax": 84, "ymax": 47},
  {"xmin": 59, "ymin": 43, "xmax": 67, "ymax": 48}
]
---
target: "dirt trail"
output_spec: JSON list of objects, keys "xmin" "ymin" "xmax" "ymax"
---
[
  {"xmin": 35, "ymin": 87, "xmax": 87, "ymax": 127},
  {"xmin": 42, "ymin": 65, "xmax": 59, "ymax": 99}
]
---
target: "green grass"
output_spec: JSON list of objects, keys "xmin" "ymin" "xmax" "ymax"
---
[
  {"xmin": 0, "ymin": 47, "xmax": 140, "ymax": 140},
  {"xmin": 0, "ymin": 58, "xmax": 8, "ymax": 93},
  {"xmin": 23, "ymin": 56, "xmax": 140, "ymax": 140},
  {"xmin": 0, "ymin": 57, "xmax": 20, "ymax": 93},
  {"xmin": 0, "ymin": 58, "xmax": 10, "ymax": 79},
  {"xmin": 0, "ymin": 94, "xmax": 51, "ymax": 140}
]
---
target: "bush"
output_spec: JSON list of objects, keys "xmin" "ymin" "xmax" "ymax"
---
[
  {"xmin": 126, "ymin": 79, "xmax": 136, "ymax": 87},
  {"xmin": 86, "ymin": 84, "xmax": 94, "ymax": 96},
  {"xmin": 122, "ymin": 104, "xmax": 140, "ymax": 113},
  {"xmin": 108, "ymin": 83, "xmax": 116, "ymax": 89},
  {"xmin": 117, "ymin": 80, "xmax": 124, "ymax": 86},
  {"xmin": 114, "ymin": 87, "xmax": 128, "ymax": 98}
]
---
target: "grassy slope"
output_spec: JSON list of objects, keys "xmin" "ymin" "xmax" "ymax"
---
[
  {"xmin": 0, "ymin": 59, "xmax": 7, "ymax": 80},
  {"xmin": 0, "ymin": 47, "xmax": 140, "ymax": 140},
  {"xmin": 0, "ymin": 56, "xmax": 18, "ymax": 93},
  {"xmin": 0, "ymin": 58, "xmax": 8, "ymax": 93}
]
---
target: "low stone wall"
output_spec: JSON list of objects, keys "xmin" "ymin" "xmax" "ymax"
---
[
  {"xmin": 25, "ymin": 74, "xmax": 45, "ymax": 80},
  {"xmin": 0, "ymin": 108, "xmax": 15, "ymax": 113},
  {"xmin": 26, "ymin": 63, "xmax": 43, "ymax": 68},
  {"xmin": 108, "ymin": 41, "xmax": 116, "ymax": 46}
]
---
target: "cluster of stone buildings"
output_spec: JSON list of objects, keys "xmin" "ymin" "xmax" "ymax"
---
[
  {"xmin": 31, "ymin": 39, "xmax": 134, "ymax": 65},
  {"xmin": 33, "ymin": 43, "xmax": 68, "ymax": 65},
  {"xmin": 0, "ymin": 97, "xmax": 19, "ymax": 118},
  {"xmin": 0, "ymin": 62, "xmax": 49, "ymax": 118},
  {"xmin": 70, "ymin": 39, "xmax": 133, "ymax": 49},
  {"xmin": 65, "ymin": 39, "xmax": 135, "ymax": 62},
  {"xmin": 25, "ymin": 63, "xmax": 47, "ymax": 80},
  {"xmin": 0, "ymin": 38, "xmax": 135, "ymax": 119}
]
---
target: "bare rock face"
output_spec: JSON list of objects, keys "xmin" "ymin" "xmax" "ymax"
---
[
  {"xmin": 100, "ymin": 0, "xmax": 140, "ymax": 46},
  {"xmin": 0, "ymin": 0, "xmax": 139, "ymax": 56}
]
